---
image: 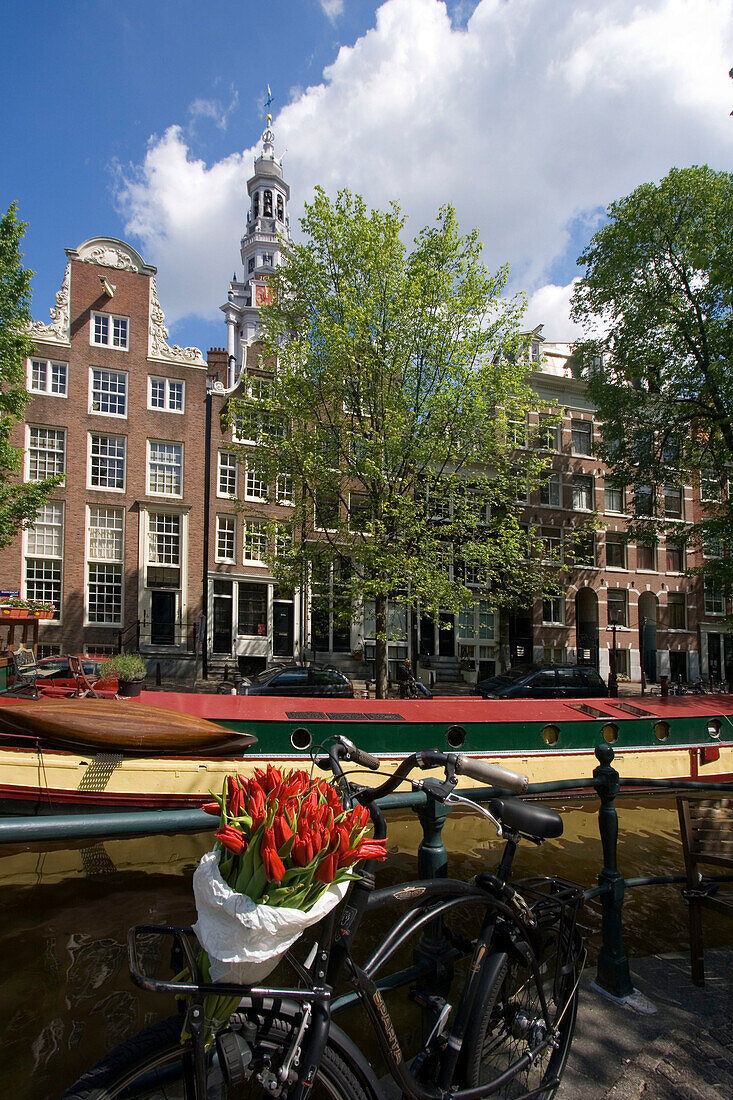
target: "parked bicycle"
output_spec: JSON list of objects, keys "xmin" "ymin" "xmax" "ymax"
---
[{"xmin": 64, "ymin": 737, "xmax": 585, "ymax": 1099}]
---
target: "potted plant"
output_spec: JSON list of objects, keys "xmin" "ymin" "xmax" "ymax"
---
[
  {"xmin": 99, "ymin": 653, "xmax": 148, "ymax": 697},
  {"xmin": 352, "ymin": 648, "xmax": 364, "ymax": 662},
  {"xmin": 0, "ymin": 597, "xmax": 55, "ymax": 620}
]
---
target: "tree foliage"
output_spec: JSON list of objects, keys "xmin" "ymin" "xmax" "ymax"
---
[
  {"xmin": 228, "ymin": 189, "xmax": 551, "ymax": 695},
  {"xmin": 570, "ymin": 165, "xmax": 733, "ymax": 586},
  {"xmin": 0, "ymin": 202, "xmax": 61, "ymax": 549}
]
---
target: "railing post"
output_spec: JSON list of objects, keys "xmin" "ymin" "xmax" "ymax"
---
[
  {"xmin": 593, "ymin": 743, "xmax": 634, "ymax": 1000},
  {"xmin": 414, "ymin": 793, "xmax": 450, "ymax": 879}
]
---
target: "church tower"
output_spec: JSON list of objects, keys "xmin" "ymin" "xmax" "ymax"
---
[{"xmin": 221, "ymin": 114, "xmax": 291, "ymax": 387}]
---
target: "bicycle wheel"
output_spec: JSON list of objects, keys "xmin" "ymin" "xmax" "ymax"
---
[
  {"xmin": 461, "ymin": 920, "xmax": 579, "ymax": 1100},
  {"xmin": 63, "ymin": 1013, "xmax": 373, "ymax": 1100}
]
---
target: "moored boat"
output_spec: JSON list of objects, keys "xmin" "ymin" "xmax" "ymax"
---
[{"xmin": 0, "ymin": 691, "xmax": 730, "ymax": 814}]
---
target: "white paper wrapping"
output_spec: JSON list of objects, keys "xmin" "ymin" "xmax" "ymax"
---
[{"xmin": 192, "ymin": 848, "xmax": 349, "ymax": 984}]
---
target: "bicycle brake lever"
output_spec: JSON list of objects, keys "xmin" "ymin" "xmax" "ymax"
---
[{"xmin": 443, "ymin": 791, "xmax": 504, "ymax": 837}]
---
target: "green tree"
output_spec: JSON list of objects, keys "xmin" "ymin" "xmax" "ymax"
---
[
  {"xmin": 0, "ymin": 202, "xmax": 61, "ymax": 549},
  {"xmin": 229, "ymin": 189, "xmax": 554, "ymax": 696},
  {"xmin": 570, "ymin": 165, "xmax": 733, "ymax": 593}
]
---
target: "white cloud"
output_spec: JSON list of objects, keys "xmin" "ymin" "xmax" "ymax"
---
[
  {"xmin": 525, "ymin": 281, "xmax": 584, "ymax": 342},
  {"xmin": 319, "ymin": 0, "xmax": 344, "ymax": 20},
  {"xmin": 188, "ymin": 89, "xmax": 240, "ymax": 132},
  {"xmin": 117, "ymin": 0, "xmax": 733, "ymax": 339}
]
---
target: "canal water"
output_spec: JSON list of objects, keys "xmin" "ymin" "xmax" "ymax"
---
[{"xmin": 1, "ymin": 796, "xmax": 731, "ymax": 1098}]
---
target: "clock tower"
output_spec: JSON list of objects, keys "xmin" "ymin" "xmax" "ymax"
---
[{"xmin": 221, "ymin": 113, "xmax": 291, "ymax": 386}]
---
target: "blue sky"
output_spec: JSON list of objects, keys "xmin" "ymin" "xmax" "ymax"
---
[{"xmin": 3, "ymin": 0, "xmax": 732, "ymax": 352}]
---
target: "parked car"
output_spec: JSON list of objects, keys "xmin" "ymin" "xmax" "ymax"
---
[
  {"xmin": 474, "ymin": 664, "xmax": 608, "ymax": 700},
  {"xmin": 35, "ymin": 655, "xmax": 118, "ymax": 691},
  {"xmin": 241, "ymin": 664, "xmax": 354, "ymax": 698}
]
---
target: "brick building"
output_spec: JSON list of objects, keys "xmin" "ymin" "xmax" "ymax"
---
[{"xmin": 5, "ymin": 237, "xmax": 209, "ymax": 675}]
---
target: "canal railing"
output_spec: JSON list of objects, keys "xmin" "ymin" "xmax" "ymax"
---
[{"xmin": 0, "ymin": 743, "xmax": 731, "ymax": 1005}]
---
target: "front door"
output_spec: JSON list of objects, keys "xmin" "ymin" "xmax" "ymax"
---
[
  {"xmin": 151, "ymin": 591, "xmax": 176, "ymax": 646},
  {"xmin": 212, "ymin": 586, "xmax": 233, "ymax": 654},
  {"xmin": 438, "ymin": 613, "xmax": 455, "ymax": 657},
  {"xmin": 273, "ymin": 601, "xmax": 294, "ymax": 658}
]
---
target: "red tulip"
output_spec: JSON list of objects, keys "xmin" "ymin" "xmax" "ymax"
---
[
  {"xmin": 228, "ymin": 786, "xmax": 245, "ymax": 817},
  {"xmin": 273, "ymin": 813, "xmax": 293, "ymax": 850},
  {"xmin": 339, "ymin": 839, "xmax": 387, "ymax": 866},
  {"xmin": 202, "ymin": 801, "xmax": 221, "ymax": 816},
  {"xmin": 215, "ymin": 824, "xmax": 246, "ymax": 855},
  {"xmin": 315, "ymin": 852, "xmax": 338, "ymax": 884},
  {"xmin": 346, "ymin": 805, "xmax": 370, "ymax": 830},
  {"xmin": 263, "ymin": 845, "xmax": 286, "ymax": 883},
  {"xmin": 250, "ymin": 785, "xmax": 267, "ymax": 831}
]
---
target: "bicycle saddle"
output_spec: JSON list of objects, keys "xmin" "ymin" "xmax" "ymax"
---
[{"xmin": 489, "ymin": 798, "xmax": 563, "ymax": 839}]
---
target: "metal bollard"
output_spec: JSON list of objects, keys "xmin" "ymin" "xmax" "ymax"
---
[{"xmin": 593, "ymin": 744, "xmax": 634, "ymax": 999}]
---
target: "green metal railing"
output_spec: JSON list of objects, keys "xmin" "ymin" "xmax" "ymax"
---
[{"xmin": 0, "ymin": 745, "xmax": 731, "ymax": 1001}]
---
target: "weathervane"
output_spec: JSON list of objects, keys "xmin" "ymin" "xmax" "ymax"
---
[{"xmin": 265, "ymin": 83, "xmax": 274, "ymax": 116}]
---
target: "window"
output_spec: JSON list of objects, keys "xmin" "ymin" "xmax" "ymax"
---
[
  {"xmin": 27, "ymin": 426, "xmax": 65, "ymax": 482},
  {"xmin": 512, "ymin": 469, "xmax": 529, "ymax": 503},
  {"xmin": 148, "ymin": 441, "xmax": 183, "ymax": 496},
  {"xmin": 543, "ymin": 645, "xmax": 567, "ymax": 664},
  {"xmin": 262, "ymin": 252, "xmax": 273, "ymax": 267},
  {"xmin": 605, "ymin": 485, "xmax": 624, "ymax": 514},
  {"xmin": 701, "ymin": 469, "xmax": 721, "ymax": 502},
  {"xmin": 248, "ymin": 376, "xmax": 272, "ymax": 402},
  {"xmin": 90, "ymin": 368, "xmax": 127, "ymax": 416},
  {"xmin": 91, "ymin": 312, "xmax": 128, "ymax": 349},
  {"xmin": 277, "ymin": 194, "xmax": 284, "ymax": 221},
  {"xmin": 429, "ymin": 493, "xmax": 451, "ymax": 520},
  {"xmin": 245, "ymin": 465, "xmax": 267, "ymax": 501},
  {"xmin": 606, "ymin": 532, "xmax": 626, "ymax": 569},
  {"xmin": 536, "ymin": 418, "xmax": 560, "ymax": 451},
  {"xmin": 666, "ymin": 539, "xmax": 684, "ymax": 573},
  {"xmin": 542, "ymin": 594, "xmax": 564, "ymax": 624},
  {"xmin": 147, "ymin": 513, "xmax": 181, "ymax": 590},
  {"xmin": 573, "ymin": 532, "xmax": 595, "ymax": 567},
  {"xmin": 540, "ymin": 527, "xmax": 563, "ymax": 562},
  {"xmin": 664, "ymin": 485, "xmax": 684, "ymax": 519},
  {"xmin": 87, "ymin": 563, "xmax": 122, "ymax": 625},
  {"xmin": 636, "ymin": 542, "xmax": 656, "ymax": 571},
  {"xmin": 275, "ymin": 473, "xmax": 293, "ymax": 504},
  {"xmin": 248, "ymin": 257, "xmax": 255, "ymax": 273},
  {"xmin": 89, "ymin": 433, "xmax": 126, "ymax": 490},
  {"xmin": 539, "ymin": 472, "xmax": 561, "ymax": 507},
  {"xmin": 263, "ymin": 190, "xmax": 273, "ymax": 217},
  {"xmin": 243, "ymin": 521, "xmax": 268, "ymax": 562},
  {"xmin": 274, "ymin": 523, "xmax": 292, "ymax": 557},
  {"xmin": 216, "ymin": 515, "xmax": 236, "ymax": 562},
  {"xmin": 25, "ymin": 503, "xmax": 63, "ymax": 618},
  {"xmin": 703, "ymin": 535, "xmax": 721, "ymax": 558},
  {"xmin": 238, "ymin": 582, "xmax": 267, "ymax": 635},
  {"xmin": 29, "ymin": 358, "xmax": 67, "ymax": 396},
  {"xmin": 348, "ymin": 492, "xmax": 371, "ymax": 531},
  {"xmin": 478, "ymin": 602, "xmax": 495, "ymax": 639},
  {"xmin": 218, "ymin": 451, "xmax": 237, "ymax": 496},
  {"xmin": 704, "ymin": 582, "xmax": 724, "ymax": 615},
  {"xmin": 507, "ymin": 417, "xmax": 527, "ymax": 448},
  {"xmin": 668, "ymin": 593, "xmax": 686, "ymax": 630},
  {"xmin": 315, "ymin": 485, "xmax": 340, "ymax": 530},
  {"xmin": 571, "ymin": 419, "xmax": 592, "ymax": 455},
  {"xmin": 572, "ymin": 475, "xmax": 593, "ymax": 511},
  {"xmin": 88, "ymin": 505, "xmax": 123, "ymax": 561},
  {"xmin": 607, "ymin": 588, "xmax": 627, "ymax": 627},
  {"xmin": 634, "ymin": 484, "xmax": 654, "ymax": 516},
  {"xmin": 149, "ymin": 376, "xmax": 184, "ymax": 412}
]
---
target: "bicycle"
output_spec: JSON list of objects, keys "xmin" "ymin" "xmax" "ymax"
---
[{"xmin": 63, "ymin": 737, "xmax": 585, "ymax": 1100}]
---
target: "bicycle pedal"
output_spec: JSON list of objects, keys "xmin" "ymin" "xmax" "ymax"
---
[{"xmin": 408, "ymin": 987, "xmax": 446, "ymax": 1013}]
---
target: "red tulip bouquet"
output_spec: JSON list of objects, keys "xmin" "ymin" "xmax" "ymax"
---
[{"xmin": 189, "ymin": 764, "xmax": 386, "ymax": 1043}]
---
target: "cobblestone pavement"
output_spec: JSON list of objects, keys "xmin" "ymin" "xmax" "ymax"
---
[{"xmin": 558, "ymin": 950, "xmax": 732, "ymax": 1099}]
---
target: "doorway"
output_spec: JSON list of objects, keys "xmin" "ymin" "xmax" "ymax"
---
[
  {"xmin": 151, "ymin": 591, "xmax": 176, "ymax": 646},
  {"xmin": 575, "ymin": 588, "xmax": 599, "ymax": 668},
  {"xmin": 212, "ymin": 581, "xmax": 233, "ymax": 654},
  {"xmin": 638, "ymin": 591, "xmax": 658, "ymax": 683},
  {"xmin": 273, "ymin": 601, "xmax": 294, "ymax": 658}
]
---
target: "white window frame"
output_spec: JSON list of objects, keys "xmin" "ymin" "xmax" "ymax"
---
[
  {"xmin": 542, "ymin": 594, "xmax": 564, "ymax": 625},
  {"xmin": 26, "ymin": 425, "xmax": 66, "ymax": 483},
  {"xmin": 664, "ymin": 485, "xmax": 684, "ymax": 520},
  {"xmin": 539, "ymin": 472, "xmax": 561, "ymax": 507},
  {"xmin": 605, "ymin": 532, "xmax": 626, "ymax": 570},
  {"xmin": 667, "ymin": 592, "xmax": 687, "ymax": 631},
  {"xmin": 148, "ymin": 376, "xmax": 185, "ymax": 413},
  {"xmin": 28, "ymin": 357, "xmax": 68, "ymax": 397},
  {"xmin": 86, "ymin": 505, "xmax": 124, "ymax": 627},
  {"xmin": 217, "ymin": 451, "xmax": 238, "ymax": 497},
  {"xmin": 215, "ymin": 514, "xmax": 237, "ymax": 563},
  {"xmin": 275, "ymin": 472, "xmax": 293, "ymax": 505},
  {"xmin": 537, "ymin": 419, "xmax": 560, "ymax": 451},
  {"xmin": 540, "ymin": 528, "xmax": 563, "ymax": 563},
  {"xmin": 244, "ymin": 464, "xmax": 268, "ymax": 502},
  {"xmin": 604, "ymin": 485, "xmax": 625, "ymax": 514},
  {"xmin": 243, "ymin": 520, "xmax": 269, "ymax": 564},
  {"xmin": 704, "ymin": 581, "xmax": 725, "ymax": 616},
  {"xmin": 89, "ymin": 367, "xmax": 128, "ymax": 417},
  {"xmin": 147, "ymin": 440, "xmax": 183, "ymax": 498},
  {"xmin": 23, "ymin": 502, "xmax": 64, "ymax": 621},
  {"xmin": 88, "ymin": 432, "xmax": 127, "ymax": 492},
  {"xmin": 572, "ymin": 475, "xmax": 593, "ymax": 512},
  {"xmin": 571, "ymin": 419, "xmax": 593, "ymax": 456},
  {"xmin": 90, "ymin": 311, "xmax": 129, "ymax": 350}
]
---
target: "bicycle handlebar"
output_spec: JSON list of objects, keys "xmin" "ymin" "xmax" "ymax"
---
[{"xmin": 454, "ymin": 754, "xmax": 528, "ymax": 794}]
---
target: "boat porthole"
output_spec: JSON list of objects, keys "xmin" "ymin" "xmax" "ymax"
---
[
  {"xmin": 541, "ymin": 724, "xmax": 559, "ymax": 746},
  {"xmin": 602, "ymin": 723, "xmax": 619, "ymax": 744},
  {"xmin": 446, "ymin": 725, "xmax": 466, "ymax": 749},
  {"xmin": 290, "ymin": 727, "xmax": 312, "ymax": 751},
  {"xmin": 707, "ymin": 719, "xmax": 721, "ymax": 741},
  {"xmin": 654, "ymin": 721, "xmax": 670, "ymax": 742}
]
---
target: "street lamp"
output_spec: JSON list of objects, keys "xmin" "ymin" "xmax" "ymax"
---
[
  {"xmin": 639, "ymin": 615, "xmax": 647, "ymax": 696},
  {"xmin": 607, "ymin": 609, "xmax": 619, "ymax": 698}
]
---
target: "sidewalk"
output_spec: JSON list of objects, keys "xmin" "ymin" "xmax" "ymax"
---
[{"xmin": 558, "ymin": 949, "xmax": 732, "ymax": 1099}]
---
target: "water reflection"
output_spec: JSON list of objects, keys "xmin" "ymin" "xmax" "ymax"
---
[{"xmin": 0, "ymin": 798, "xmax": 730, "ymax": 1097}]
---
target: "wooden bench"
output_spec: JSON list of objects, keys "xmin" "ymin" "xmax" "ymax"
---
[{"xmin": 677, "ymin": 796, "xmax": 733, "ymax": 986}]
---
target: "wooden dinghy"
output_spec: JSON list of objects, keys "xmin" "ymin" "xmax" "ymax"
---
[{"xmin": 0, "ymin": 698, "xmax": 257, "ymax": 756}]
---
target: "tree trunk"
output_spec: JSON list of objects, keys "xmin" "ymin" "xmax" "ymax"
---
[{"xmin": 375, "ymin": 593, "xmax": 389, "ymax": 699}]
